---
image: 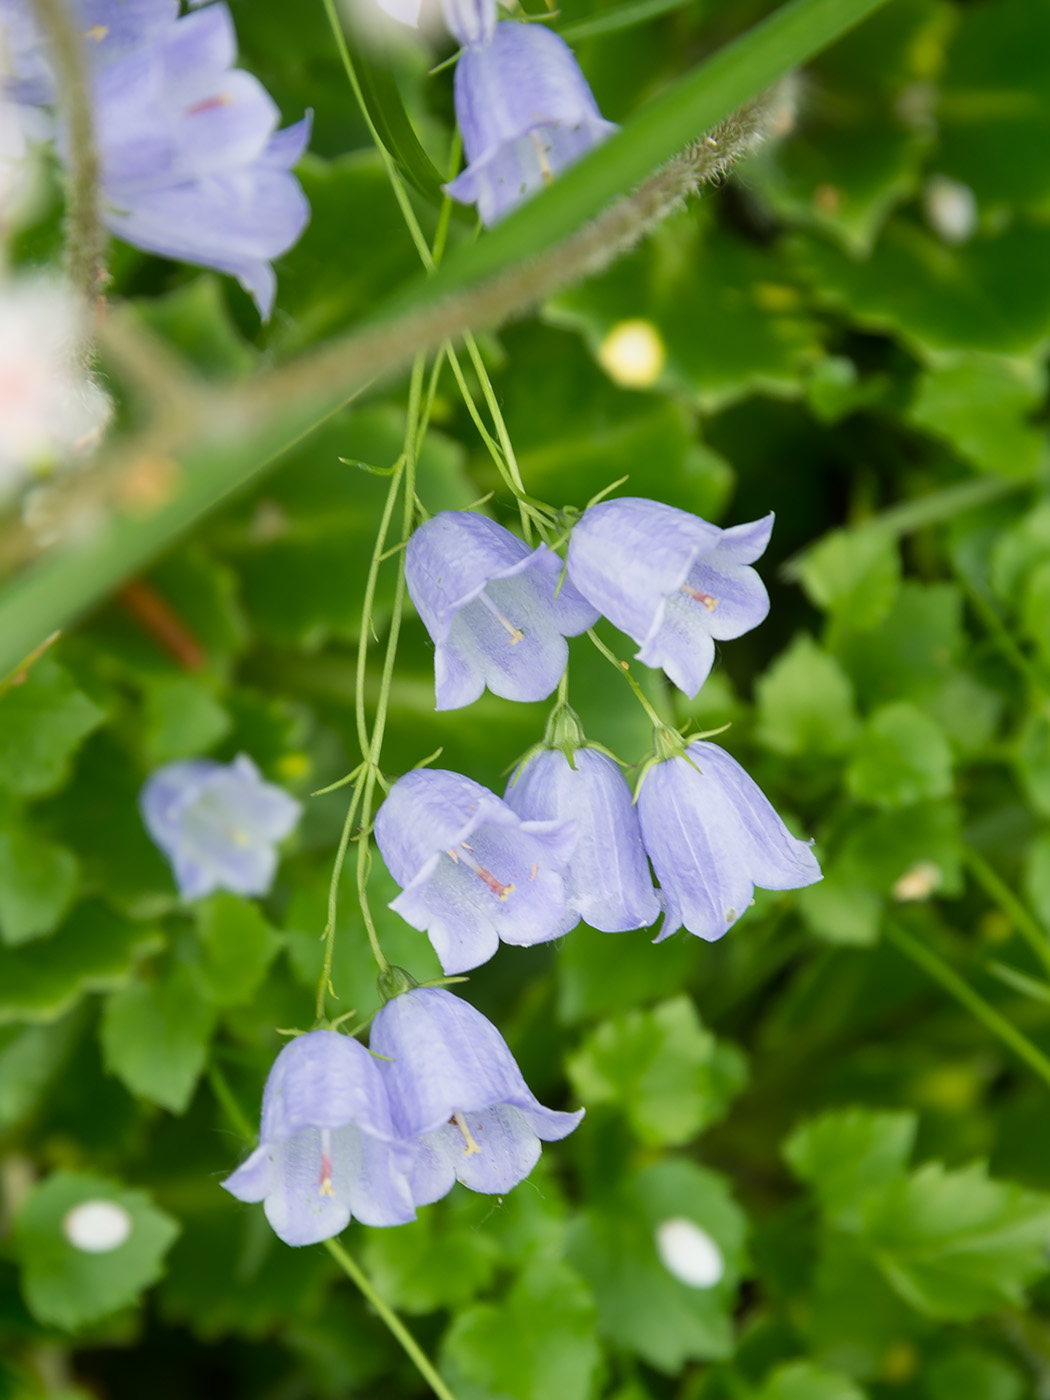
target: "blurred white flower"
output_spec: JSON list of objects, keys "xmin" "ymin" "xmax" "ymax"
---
[
  {"xmin": 0, "ymin": 273, "xmax": 111, "ymax": 500},
  {"xmin": 654, "ymin": 1216, "xmax": 724, "ymax": 1288},
  {"xmin": 923, "ymin": 175, "xmax": 978, "ymax": 246},
  {"xmin": 63, "ymin": 1199, "xmax": 133, "ymax": 1253}
]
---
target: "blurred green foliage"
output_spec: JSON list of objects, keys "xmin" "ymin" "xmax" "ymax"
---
[{"xmin": 5, "ymin": 0, "xmax": 1050, "ymax": 1397}]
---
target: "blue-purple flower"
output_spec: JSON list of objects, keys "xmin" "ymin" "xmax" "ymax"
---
[
  {"xmin": 89, "ymin": 4, "xmax": 310, "ymax": 318},
  {"xmin": 140, "ymin": 753, "xmax": 301, "ymax": 900},
  {"xmin": 505, "ymin": 745, "xmax": 659, "ymax": 932},
  {"xmin": 374, "ymin": 767, "xmax": 577, "ymax": 974},
  {"xmin": 445, "ymin": 21, "xmax": 617, "ymax": 225},
  {"xmin": 405, "ymin": 510, "xmax": 598, "ymax": 710},
  {"xmin": 372, "ymin": 987, "xmax": 583, "ymax": 1203},
  {"xmin": 375, "ymin": 0, "xmax": 495, "ymax": 46},
  {"xmin": 567, "ymin": 498, "xmax": 774, "ymax": 697},
  {"xmin": 636, "ymin": 740, "xmax": 821, "ymax": 943},
  {"xmin": 222, "ymin": 1030, "xmax": 416, "ymax": 1246}
]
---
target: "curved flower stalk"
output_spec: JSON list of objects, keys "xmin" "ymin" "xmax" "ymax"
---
[
  {"xmin": 374, "ymin": 767, "xmax": 577, "ymax": 974},
  {"xmin": 636, "ymin": 740, "xmax": 821, "ymax": 942},
  {"xmin": 567, "ymin": 498, "xmax": 773, "ymax": 697},
  {"xmin": 405, "ymin": 510, "xmax": 598, "ymax": 710},
  {"xmin": 372, "ymin": 986, "xmax": 583, "ymax": 1202},
  {"xmin": 90, "ymin": 4, "xmax": 311, "ymax": 318},
  {"xmin": 506, "ymin": 743, "xmax": 659, "ymax": 933},
  {"xmin": 446, "ymin": 21, "xmax": 618, "ymax": 225},
  {"xmin": 140, "ymin": 753, "xmax": 302, "ymax": 899},
  {"xmin": 222, "ymin": 1031, "xmax": 416, "ymax": 1246}
]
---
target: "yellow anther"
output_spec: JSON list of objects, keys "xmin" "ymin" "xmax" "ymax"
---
[
  {"xmin": 681, "ymin": 584, "xmax": 718, "ymax": 611},
  {"xmin": 83, "ymin": 23, "xmax": 108, "ymax": 41}
]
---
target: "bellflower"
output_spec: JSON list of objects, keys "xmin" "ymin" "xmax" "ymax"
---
[
  {"xmin": 506, "ymin": 745, "xmax": 659, "ymax": 932},
  {"xmin": 374, "ymin": 767, "xmax": 577, "ymax": 974},
  {"xmin": 405, "ymin": 510, "xmax": 598, "ymax": 710},
  {"xmin": 636, "ymin": 740, "xmax": 821, "ymax": 943},
  {"xmin": 372, "ymin": 987, "xmax": 583, "ymax": 1203},
  {"xmin": 222, "ymin": 1031, "xmax": 416, "ymax": 1246},
  {"xmin": 89, "ymin": 5, "xmax": 311, "ymax": 318},
  {"xmin": 567, "ymin": 498, "xmax": 774, "ymax": 697},
  {"xmin": 140, "ymin": 753, "xmax": 301, "ymax": 900},
  {"xmin": 375, "ymin": 0, "xmax": 496, "ymax": 46},
  {"xmin": 445, "ymin": 21, "xmax": 617, "ymax": 225}
]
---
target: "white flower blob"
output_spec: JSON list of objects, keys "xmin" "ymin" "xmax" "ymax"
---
[
  {"xmin": 654, "ymin": 1216, "xmax": 724, "ymax": 1289},
  {"xmin": 0, "ymin": 274, "xmax": 111, "ymax": 498},
  {"xmin": 63, "ymin": 1199, "xmax": 133, "ymax": 1253}
]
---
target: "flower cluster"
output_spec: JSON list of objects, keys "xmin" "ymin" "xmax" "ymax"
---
[
  {"xmin": 223, "ymin": 987, "xmax": 582, "ymax": 1246},
  {"xmin": 378, "ymin": 0, "xmax": 616, "ymax": 224},
  {"xmin": 379, "ymin": 496, "xmax": 820, "ymax": 970},
  {"xmin": 0, "ymin": 0, "xmax": 310, "ymax": 315}
]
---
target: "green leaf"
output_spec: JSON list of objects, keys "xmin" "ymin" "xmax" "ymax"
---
[
  {"xmin": 861, "ymin": 1162, "xmax": 1050, "ymax": 1320},
  {"xmin": 0, "ymin": 1013, "xmax": 83, "ymax": 1131},
  {"xmin": 0, "ymin": 903, "xmax": 162, "ymax": 1027},
  {"xmin": 846, "ymin": 702, "xmax": 953, "ymax": 808},
  {"xmin": 566, "ymin": 995, "xmax": 748, "ymax": 1146},
  {"xmin": 926, "ymin": 1348, "xmax": 1026, "ymax": 1400},
  {"xmin": 784, "ymin": 1107, "xmax": 917, "ymax": 1230},
  {"xmin": 441, "ymin": 1260, "xmax": 601, "ymax": 1400},
  {"xmin": 142, "ymin": 676, "xmax": 232, "ymax": 765},
  {"xmin": 798, "ymin": 876, "xmax": 883, "ymax": 947},
  {"xmin": 567, "ymin": 1158, "xmax": 748, "ymax": 1373},
  {"xmin": 0, "ymin": 656, "xmax": 104, "ymax": 798},
  {"xmin": 361, "ymin": 1194, "xmax": 501, "ymax": 1316},
  {"xmin": 101, "ymin": 962, "xmax": 218, "ymax": 1113},
  {"xmin": 0, "ymin": 825, "xmax": 79, "ymax": 945},
  {"xmin": 791, "ymin": 218, "xmax": 1050, "ymax": 358},
  {"xmin": 907, "ymin": 353, "xmax": 1047, "ymax": 477},
  {"xmin": 196, "ymin": 895, "xmax": 283, "ymax": 1008},
  {"xmin": 832, "ymin": 582, "xmax": 964, "ymax": 709},
  {"xmin": 756, "ymin": 1360, "xmax": 867, "ymax": 1400},
  {"xmin": 755, "ymin": 633, "xmax": 860, "ymax": 756},
  {"xmin": 549, "ymin": 211, "xmax": 820, "ymax": 411},
  {"xmin": 14, "ymin": 1170, "xmax": 180, "ymax": 1330},
  {"xmin": 798, "ymin": 528, "xmax": 900, "ymax": 631},
  {"xmin": 808, "ymin": 1238, "xmax": 921, "ymax": 1382},
  {"xmin": 556, "ymin": 921, "xmax": 696, "ymax": 1025},
  {"xmin": 130, "ymin": 276, "xmax": 257, "ymax": 377}
]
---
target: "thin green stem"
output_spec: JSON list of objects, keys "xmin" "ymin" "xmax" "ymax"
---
[
  {"xmin": 355, "ymin": 466, "xmax": 409, "ymax": 757},
  {"xmin": 207, "ymin": 1063, "xmax": 256, "ymax": 1145},
  {"xmin": 325, "ymin": 1239, "xmax": 460, "ymax": 1400},
  {"xmin": 964, "ymin": 849, "xmax": 1050, "ymax": 980},
  {"xmin": 31, "ymin": 0, "xmax": 106, "ymax": 301},
  {"xmin": 953, "ymin": 563, "xmax": 1047, "ymax": 699},
  {"xmin": 586, "ymin": 628, "xmax": 668, "ymax": 728},
  {"xmin": 316, "ymin": 777, "xmax": 367, "ymax": 1021},
  {"xmin": 885, "ymin": 920, "xmax": 1050, "ymax": 1093}
]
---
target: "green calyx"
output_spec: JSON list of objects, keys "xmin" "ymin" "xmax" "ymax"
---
[{"xmin": 377, "ymin": 965, "xmax": 419, "ymax": 1003}]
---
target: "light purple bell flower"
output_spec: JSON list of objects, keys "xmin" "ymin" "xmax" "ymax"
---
[
  {"xmin": 140, "ymin": 753, "xmax": 301, "ymax": 900},
  {"xmin": 372, "ymin": 987, "xmax": 583, "ymax": 1203},
  {"xmin": 445, "ymin": 21, "xmax": 617, "ymax": 225},
  {"xmin": 405, "ymin": 510, "xmax": 599, "ymax": 711},
  {"xmin": 636, "ymin": 740, "xmax": 821, "ymax": 943},
  {"xmin": 86, "ymin": 4, "xmax": 310, "ymax": 318},
  {"xmin": 374, "ymin": 0, "xmax": 496, "ymax": 46},
  {"xmin": 567, "ymin": 498, "xmax": 774, "ymax": 698},
  {"xmin": 505, "ymin": 746, "xmax": 659, "ymax": 932},
  {"xmin": 222, "ymin": 1030, "xmax": 416, "ymax": 1246},
  {"xmin": 374, "ymin": 767, "xmax": 577, "ymax": 974}
]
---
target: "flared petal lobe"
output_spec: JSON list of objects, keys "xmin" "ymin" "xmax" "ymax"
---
[
  {"xmin": 567, "ymin": 498, "xmax": 773, "ymax": 697},
  {"xmin": 139, "ymin": 753, "xmax": 301, "ymax": 900},
  {"xmin": 505, "ymin": 747, "xmax": 659, "ymax": 932},
  {"xmin": 374, "ymin": 768, "xmax": 578, "ymax": 973},
  {"xmin": 371, "ymin": 988, "xmax": 583, "ymax": 1205},
  {"xmin": 445, "ymin": 22, "xmax": 617, "ymax": 224},
  {"xmin": 405, "ymin": 510, "xmax": 598, "ymax": 710},
  {"xmin": 636, "ymin": 741, "xmax": 821, "ymax": 943},
  {"xmin": 222, "ymin": 1031, "xmax": 416, "ymax": 1246}
]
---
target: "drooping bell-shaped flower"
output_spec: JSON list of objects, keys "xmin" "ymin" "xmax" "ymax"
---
[
  {"xmin": 222, "ymin": 1030, "xmax": 416, "ymax": 1246},
  {"xmin": 372, "ymin": 987, "xmax": 583, "ymax": 1203},
  {"xmin": 374, "ymin": 767, "xmax": 577, "ymax": 974},
  {"xmin": 87, "ymin": 4, "xmax": 311, "ymax": 318},
  {"xmin": 445, "ymin": 21, "xmax": 617, "ymax": 225},
  {"xmin": 140, "ymin": 753, "xmax": 301, "ymax": 900},
  {"xmin": 636, "ymin": 740, "xmax": 821, "ymax": 942},
  {"xmin": 374, "ymin": 0, "xmax": 496, "ymax": 46},
  {"xmin": 505, "ymin": 724, "xmax": 659, "ymax": 932},
  {"xmin": 405, "ymin": 510, "xmax": 598, "ymax": 711},
  {"xmin": 567, "ymin": 498, "xmax": 774, "ymax": 698}
]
